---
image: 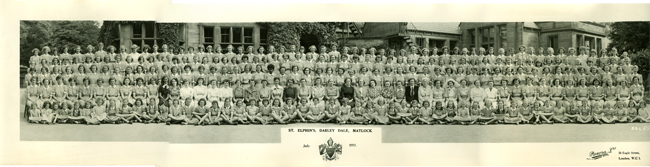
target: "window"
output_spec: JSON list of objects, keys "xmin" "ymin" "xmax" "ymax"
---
[
  {"xmin": 416, "ymin": 38, "xmax": 426, "ymax": 49},
  {"xmin": 133, "ymin": 23, "xmax": 142, "ymax": 38},
  {"xmin": 481, "ymin": 27, "xmax": 495, "ymax": 49},
  {"xmin": 260, "ymin": 29, "xmax": 268, "ymax": 44},
  {"xmin": 244, "ymin": 28, "xmax": 253, "ymax": 43},
  {"xmin": 204, "ymin": 26, "xmax": 214, "ymax": 43},
  {"xmin": 220, "ymin": 27, "xmax": 255, "ymax": 50},
  {"xmin": 428, "ymin": 39, "xmax": 436, "ymax": 49},
  {"xmin": 130, "ymin": 22, "xmax": 161, "ymax": 53},
  {"xmin": 144, "ymin": 23, "xmax": 155, "ymax": 38},
  {"xmin": 233, "ymin": 27, "xmax": 242, "ymax": 43},
  {"xmin": 549, "ymin": 35, "xmax": 558, "ymax": 53},
  {"xmin": 220, "ymin": 27, "xmax": 230, "ymax": 43}
]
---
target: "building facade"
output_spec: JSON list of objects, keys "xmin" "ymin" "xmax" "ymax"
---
[
  {"xmin": 358, "ymin": 22, "xmax": 461, "ymax": 52},
  {"xmin": 459, "ymin": 22, "xmax": 610, "ymax": 53},
  {"xmin": 113, "ymin": 22, "xmax": 609, "ymax": 54},
  {"xmin": 116, "ymin": 22, "xmax": 268, "ymax": 52}
]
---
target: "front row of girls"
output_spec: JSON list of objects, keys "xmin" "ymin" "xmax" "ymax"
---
[{"xmin": 29, "ymin": 95, "xmax": 650, "ymax": 125}]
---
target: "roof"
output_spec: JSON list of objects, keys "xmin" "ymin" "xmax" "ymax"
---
[
  {"xmin": 407, "ymin": 22, "xmax": 461, "ymax": 34},
  {"xmin": 524, "ymin": 22, "xmax": 540, "ymax": 29},
  {"xmin": 354, "ymin": 22, "xmax": 365, "ymax": 29}
]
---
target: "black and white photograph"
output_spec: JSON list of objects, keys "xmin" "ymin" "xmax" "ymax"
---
[{"xmin": 2, "ymin": 2, "xmax": 650, "ymax": 167}]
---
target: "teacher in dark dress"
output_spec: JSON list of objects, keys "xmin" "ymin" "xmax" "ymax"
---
[{"xmin": 339, "ymin": 78, "xmax": 355, "ymax": 105}]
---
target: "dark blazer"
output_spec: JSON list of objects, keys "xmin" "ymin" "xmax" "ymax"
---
[{"xmin": 405, "ymin": 85, "xmax": 419, "ymax": 103}]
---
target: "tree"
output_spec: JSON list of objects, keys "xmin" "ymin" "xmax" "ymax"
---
[
  {"xmin": 19, "ymin": 21, "xmax": 101, "ymax": 66},
  {"xmin": 606, "ymin": 22, "xmax": 650, "ymax": 53},
  {"xmin": 20, "ymin": 21, "xmax": 55, "ymax": 66}
]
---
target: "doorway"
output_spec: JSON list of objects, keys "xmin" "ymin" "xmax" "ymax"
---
[{"xmin": 300, "ymin": 34, "xmax": 319, "ymax": 50}]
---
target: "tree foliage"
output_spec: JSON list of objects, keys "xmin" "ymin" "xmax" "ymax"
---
[
  {"xmin": 606, "ymin": 22, "xmax": 650, "ymax": 53},
  {"xmin": 20, "ymin": 21, "xmax": 100, "ymax": 66},
  {"xmin": 629, "ymin": 49, "xmax": 650, "ymax": 91}
]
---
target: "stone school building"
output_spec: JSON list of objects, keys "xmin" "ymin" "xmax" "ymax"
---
[{"xmin": 111, "ymin": 22, "xmax": 610, "ymax": 53}]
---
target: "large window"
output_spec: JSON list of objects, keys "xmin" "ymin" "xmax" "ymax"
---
[
  {"xmin": 220, "ymin": 27, "xmax": 255, "ymax": 52},
  {"xmin": 131, "ymin": 22, "xmax": 160, "ymax": 53},
  {"xmin": 469, "ymin": 25, "xmax": 507, "ymax": 50},
  {"xmin": 481, "ymin": 27, "xmax": 495, "ymax": 49}
]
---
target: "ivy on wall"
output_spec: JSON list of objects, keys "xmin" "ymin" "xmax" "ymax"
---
[
  {"xmin": 259, "ymin": 22, "xmax": 341, "ymax": 48},
  {"xmin": 100, "ymin": 21, "xmax": 340, "ymax": 50},
  {"xmin": 98, "ymin": 21, "xmax": 184, "ymax": 49}
]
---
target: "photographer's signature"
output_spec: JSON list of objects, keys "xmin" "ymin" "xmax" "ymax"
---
[{"xmin": 587, "ymin": 147, "xmax": 616, "ymax": 160}]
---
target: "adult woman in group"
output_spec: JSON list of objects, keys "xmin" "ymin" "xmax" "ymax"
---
[
  {"xmin": 339, "ymin": 78, "xmax": 355, "ymax": 105},
  {"xmin": 470, "ymin": 80, "xmax": 485, "ymax": 108}
]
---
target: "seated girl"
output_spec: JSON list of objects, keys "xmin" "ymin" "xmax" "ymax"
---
[
  {"xmin": 166, "ymin": 99, "xmax": 187, "ymax": 125},
  {"xmin": 373, "ymin": 99, "xmax": 390, "ymax": 125},
  {"xmin": 92, "ymin": 99, "xmax": 108, "ymax": 124},
  {"xmin": 503, "ymin": 102, "xmax": 522, "ymax": 125},
  {"xmin": 270, "ymin": 99, "xmax": 287, "ymax": 124},
  {"xmin": 28, "ymin": 103, "xmax": 41, "ymax": 123},
  {"xmin": 416, "ymin": 101, "xmax": 434, "ymax": 125},
  {"xmin": 452, "ymin": 102, "xmax": 472, "ymax": 125},
  {"xmin": 117, "ymin": 100, "xmax": 138, "ymax": 124},
  {"xmin": 104, "ymin": 102, "xmax": 121, "ymax": 124},
  {"xmin": 68, "ymin": 102, "xmax": 86, "ymax": 124},
  {"xmin": 478, "ymin": 101, "xmax": 498, "ymax": 125},
  {"xmin": 83, "ymin": 101, "xmax": 100, "ymax": 125},
  {"xmin": 282, "ymin": 99, "xmax": 298, "ymax": 123}
]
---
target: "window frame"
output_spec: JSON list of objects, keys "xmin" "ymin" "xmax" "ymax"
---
[{"xmin": 130, "ymin": 22, "xmax": 160, "ymax": 53}]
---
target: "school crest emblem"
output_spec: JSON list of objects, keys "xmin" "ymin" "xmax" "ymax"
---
[{"xmin": 319, "ymin": 137, "xmax": 342, "ymax": 161}]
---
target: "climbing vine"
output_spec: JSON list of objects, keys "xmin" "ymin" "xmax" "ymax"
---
[
  {"xmin": 259, "ymin": 22, "xmax": 342, "ymax": 48},
  {"xmin": 98, "ymin": 21, "xmax": 184, "ymax": 49}
]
